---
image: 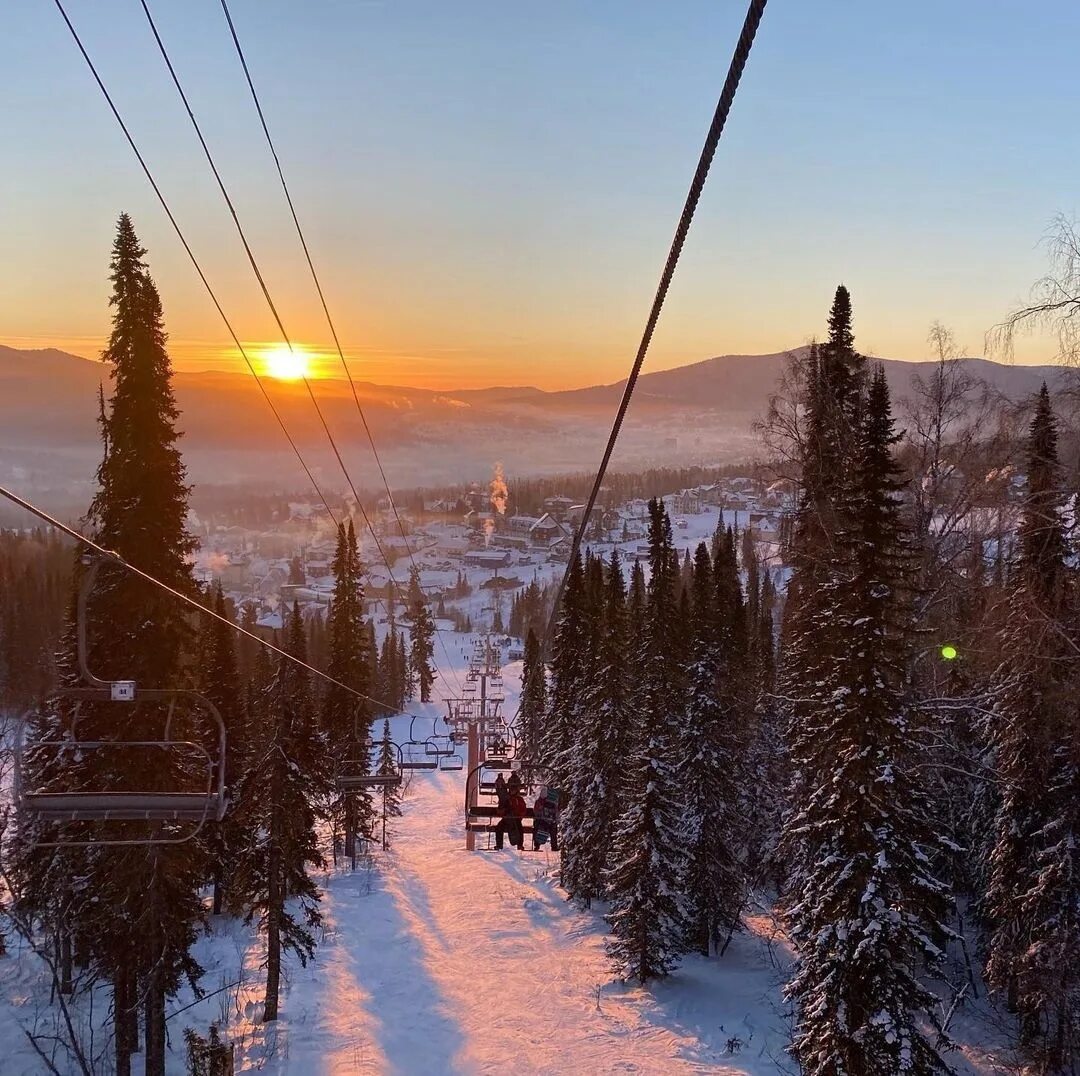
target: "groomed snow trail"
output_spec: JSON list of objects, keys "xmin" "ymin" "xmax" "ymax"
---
[{"xmin": 269, "ymin": 735, "xmax": 788, "ymax": 1076}]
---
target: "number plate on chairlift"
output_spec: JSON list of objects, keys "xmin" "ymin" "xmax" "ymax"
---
[{"xmin": 110, "ymin": 681, "xmax": 136, "ymax": 702}]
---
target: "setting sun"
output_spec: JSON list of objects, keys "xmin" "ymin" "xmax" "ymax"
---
[{"xmin": 259, "ymin": 343, "xmax": 312, "ymax": 381}]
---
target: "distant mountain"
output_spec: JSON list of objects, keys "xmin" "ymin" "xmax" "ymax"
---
[
  {"xmin": 0, "ymin": 343, "xmax": 1067, "ymax": 494},
  {"xmin": 511, "ymin": 350, "xmax": 1067, "ymax": 415}
]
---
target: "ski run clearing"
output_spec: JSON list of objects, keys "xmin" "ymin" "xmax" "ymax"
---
[{"xmin": 0, "ymin": 649, "xmax": 1018, "ymax": 1074}]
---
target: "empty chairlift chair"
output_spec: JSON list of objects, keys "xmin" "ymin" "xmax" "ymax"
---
[
  {"xmin": 336, "ymin": 739, "xmax": 404, "ymax": 790},
  {"xmin": 400, "ymin": 740, "xmax": 439, "ymax": 770},
  {"xmin": 16, "ymin": 557, "xmax": 227, "ymax": 847}
]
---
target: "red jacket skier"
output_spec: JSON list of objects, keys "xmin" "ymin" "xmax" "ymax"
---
[{"xmin": 495, "ymin": 791, "xmax": 528, "ymax": 851}]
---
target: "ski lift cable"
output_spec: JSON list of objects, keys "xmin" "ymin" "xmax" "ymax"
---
[
  {"xmin": 0, "ymin": 483, "xmax": 437, "ymax": 724},
  {"xmin": 49, "ymin": 0, "xmax": 342, "ymax": 529},
  {"xmin": 53, "ymin": 0, "xmax": 458, "ymax": 698},
  {"xmin": 216, "ymin": 0, "xmax": 465, "ymax": 697},
  {"xmin": 134, "ymin": 2, "xmax": 442, "ymax": 671},
  {"xmin": 135, "ymin": 0, "xmax": 362, "ymax": 517},
  {"xmin": 542, "ymin": 0, "xmax": 768, "ymax": 649},
  {"xmin": 139, "ymin": 0, "xmax": 462, "ymax": 696}
]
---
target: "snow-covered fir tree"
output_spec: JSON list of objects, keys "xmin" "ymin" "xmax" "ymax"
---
[
  {"xmin": 233, "ymin": 606, "xmax": 328, "ymax": 1023},
  {"xmin": 680, "ymin": 541, "xmax": 744, "ymax": 956},
  {"xmin": 605, "ymin": 499, "xmax": 689, "ymax": 982},
  {"xmin": 561, "ymin": 551, "xmax": 630, "ymax": 907},
  {"xmin": 545, "ymin": 551, "xmax": 589, "ymax": 789},
  {"xmin": 517, "ymin": 627, "xmax": 547, "ymax": 763},
  {"xmin": 323, "ymin": 520, "xmax": 373, "ymax": 860},
  {"xmin": 783, "ymin": 306, "xmax": 953, "ymax": 1073},
  {"xmin": 985, "ymin": 384, "xmax": 1080, "ymax": 1066},
  {"xmin": 375, "ymin": 718, "xmax": 402, "ymax": 843},
  {"xmin": 15, "ymin": 215, "xmax": 205, "ymax": 1076},
  {"xmin": 407, "ymin": 565, "xmax": 437, "ymax": 702}
]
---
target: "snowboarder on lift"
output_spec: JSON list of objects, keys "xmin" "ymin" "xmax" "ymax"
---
[
  {"xmin": 507, "ymin": 770, "xmax": 524, "ymax": 798},
  {"xmin": 495, "ymin": 787, "xmax": 527, "ymax": 850},
  {"xmin": 532, "ymin": 786, "xmax": 561, "ymax": 852}
]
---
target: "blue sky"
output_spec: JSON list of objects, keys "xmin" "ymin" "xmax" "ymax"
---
[{"xmin": 2, "ymin": 1, "xmax": 1077, "ymax": 387}]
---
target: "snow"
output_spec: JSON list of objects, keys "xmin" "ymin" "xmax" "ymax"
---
[{"xmin": 0, "ymin": 643, "xmax": 1022, "ymax": 1073}]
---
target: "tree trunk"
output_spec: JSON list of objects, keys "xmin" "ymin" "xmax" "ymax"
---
[
  {"xmin": 144, "ymin": 968, "xmax": 166, "ymax": 1076},
  {"xmin": 126, "ymin": 978, "xmax": 140, "ymax": 1059},
  {"xmin": 60, "ymin": 928, "xmax": 73, "ymax": 995},
  {"xmin": 74, "ymin": 931, "xmax": 90, "ymax": 970},
  {"xmin": 212, "ymin": 862, "xmax": 225, "ymax": 917},
  {"xmin": 264, "ymin": 789, "xmax": 282, "ymax": 1023},
  {"xmin": 114, "ymin": 965, "xmax": 134, "ymax": 1076},
  {"xmin": 344, "ymin": 797, "xmax": 356, "ymax": 864}
]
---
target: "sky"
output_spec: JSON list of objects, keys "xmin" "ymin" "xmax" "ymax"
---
[{"xmin": 2, "ymin": 1, "xmax": 1079, "ymax": 389}]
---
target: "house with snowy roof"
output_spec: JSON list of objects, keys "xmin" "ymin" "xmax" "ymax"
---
[{"xmin": 528, "ymin": 513, "xmax": 568, "ymax": 547}]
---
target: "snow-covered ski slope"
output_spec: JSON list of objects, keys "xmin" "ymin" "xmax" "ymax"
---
[
  {"xmin": 250, "ymin": 652, "xmax": 791, "ymax": 1074},
  {"xmin": 261, "ymin": 761, "xmax": 789, "ymax": 1074},
  {"xmin": 0, "ymin": 642, "xmax": 1014, "ymax": 1073}
]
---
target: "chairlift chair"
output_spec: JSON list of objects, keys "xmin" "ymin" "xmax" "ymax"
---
[
  {"xmin": 16, "ymin": 557, "xmax": 227, "ymax": 847},
  {"xmin": 485, "ymin": 738, "xmax": 509, "ymax": 758},
  {"xmin": 336, "ymin": 739, "xmax": 403, "ymax": 790},
  {"xmin": 439, "ymin": 754, "xmax": 464, "ymax": 772},
  {"xmin": 400, "ymin": 740, "xmax": 438, "ymax": 770}
]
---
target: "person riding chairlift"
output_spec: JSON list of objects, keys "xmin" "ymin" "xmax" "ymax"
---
[
  {"xmin": 494, "ymin": 784, "xmax": 527, "ymax": 851},
  {"xmin": 532, "ymin": 785, "xmax": 561, "ymax": 852},
  {"xmin": 493, "ymin": 773, "xmax": 510, "ymax": 812}
]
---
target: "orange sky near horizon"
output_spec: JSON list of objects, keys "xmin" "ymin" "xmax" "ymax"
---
[
  {"xmin": 4, "ymin": 326, "xmax": 1065, "ymax": 393},
  {"xmin": 4, "ymin": 2, "xmax": 1077, "ymax": 394}
]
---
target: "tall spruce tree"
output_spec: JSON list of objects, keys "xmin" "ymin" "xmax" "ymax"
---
[
  {"xmin": 781, "ymin": 286, "xmax": 866, "ymax": 764},
  {"xmin": 233, "ymin": 607, "xmax": 327, "ymax": 1022},
  {"xmin": 781, "ymin": 287, "xmax": 868, "ymax": 889},
  {"xmin": 985, "ymin": 385, "xmax": 1080, "ymax": 1066},
  {"xmin": 376, "ymin": 718, "xmax": 402, "ymax": 823},
  {"xmin": 545, "ymin": 552, "xmax": 589, "ymax": 788},
  {"xmin": 323, "ymin": 521, "xmax": 372, "ymax": 858},
  {"xmin": 370, "ymin": 716, "xmax": 402, "ymax": 851},
  {"xmin": 17, "ymin": 215, "xmax": 205, "ymax": 1076},
  {"xmin": 561, "ymin": 551, "xmax": 629, "ymax": 907},
  {"xmin": 518, "ymin": 628, "xmax": 547, "ymax": 762},
  {"xmin": 680, "ymin": 541, "xmax": 744, "ymax": 956},
  {"xmin": 605, "ymin": 499, "xmax": 689, "ymax": 982},
  {"xmin": 784, "ymin": 366, "xmax": 952, "ymax": 1074},
  {"xmin": 408, "ymin": 565, "xmax": 437, "ymax": 703},
  {"xmin": 201, "ymin": 582, "xmax": 245, "ymax": 916},
  {"xmin": 397, "ymin": 631, "xmax": 410, "ymax": 703}
]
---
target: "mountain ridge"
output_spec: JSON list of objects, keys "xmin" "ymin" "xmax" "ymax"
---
[
  {"xmin": 3, "ymin": 343, "xmax": 1065, "ymax": 406},
  {"xmin": 1, "ymin": 343, "xmax": 1069, "ymax": 490}
]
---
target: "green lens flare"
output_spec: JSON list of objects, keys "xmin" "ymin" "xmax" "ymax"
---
[{"xmin": 940, "ymin": 644, "xmax": 958, "ymax": 661}]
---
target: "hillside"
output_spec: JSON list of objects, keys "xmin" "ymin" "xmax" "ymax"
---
[{"xmin": 0, "ymin": 344, "xmax": 1065, "ymax": 493}]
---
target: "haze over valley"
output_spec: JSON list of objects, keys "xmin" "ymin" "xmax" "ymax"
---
[{"xmin": 1, "ymin": 343, "xmax": 1064, "ymax": 503}]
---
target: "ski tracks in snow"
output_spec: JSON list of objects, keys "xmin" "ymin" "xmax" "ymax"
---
[{"xmin": 282, "ymin": 766, "xmax": 768, "ymax": 1075}]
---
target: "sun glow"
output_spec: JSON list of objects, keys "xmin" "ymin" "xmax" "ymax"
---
[{"xmin": 259, "ymin": 343, "xmax": 313, "ymax": 381}]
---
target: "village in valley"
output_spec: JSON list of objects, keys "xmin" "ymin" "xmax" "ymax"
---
[{"xmin": 189, "ymin": 471, "xmax": 795, "ymax": 642}]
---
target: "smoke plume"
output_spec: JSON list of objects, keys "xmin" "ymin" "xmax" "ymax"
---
[{"xmin": 490, "ymin": 461, "xmax": 508, "ymax": 516}]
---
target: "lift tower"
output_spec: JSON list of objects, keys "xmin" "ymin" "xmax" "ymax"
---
[{"xmin": 446, "ymin": 634, "xmax": 506, "ymax": 850}]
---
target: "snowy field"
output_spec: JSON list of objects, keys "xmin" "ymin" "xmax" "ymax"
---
[{"xmin": 0, "ymin": 631, "xmax": 1019, "ymax": 1074}]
